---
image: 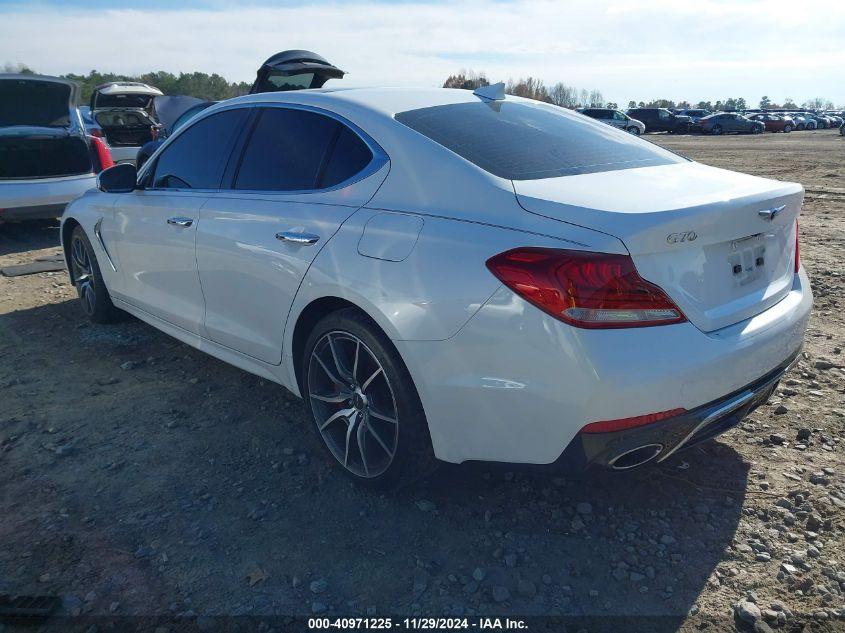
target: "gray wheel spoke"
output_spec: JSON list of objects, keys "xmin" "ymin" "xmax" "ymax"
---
[
  {"xmin": 343, "ymin": 411, "xmax": 360, "ymax": 467},
  {"xmin": 369, "ymin": 409, "xmax": 397, "ymax": 425},
  {"xmin": 356, "ymin": 419, "xmax": 370, "ymax": 476},
  {"xmin": 361, "ymin": 366, "xmax": 382, "ymax": 392},
  {"xmin": 352, "ymin": 340, "xmax": 360, "ymax": 383},
  {"xmin": 327, "ymin": 334, "xmax": 350, "ymax": 381},
  {"xmin": 314, "ymin": 353, "xmax": 344, "ymax": 387},
  {"xmin": 310, "ymin": 391, "xmax": 349, "ymax": 404},
  {"xmin": 319, "ymin": 407, "xmax": 354, "ymax": 431},
  {"xmin": 367, "ymin": 421, "xmax": 394, "ymax": 458}
]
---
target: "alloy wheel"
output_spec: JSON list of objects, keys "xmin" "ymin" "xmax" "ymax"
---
[
  {"xmin": 71, "ymin": 235, "xmax": 96, "ymax": 315},
  {"xmin": 307, "ymin": 331, "xmax": 399, "ymax": 478}
]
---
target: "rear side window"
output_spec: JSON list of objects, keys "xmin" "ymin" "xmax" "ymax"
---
[
  {"xmin": 235, "ymin": 107, "xmax": 372, "ymax": 191},
  {"xmin": 395, "ymin": 101, "xmax": 684, "ymax": 180},
  {"xmin": 152, "ymin": 108, "xmax": 247, "ymax": 189},
  {"xmin": 320, "ymin": 125, "xmax": 373, "ymax": 188}
]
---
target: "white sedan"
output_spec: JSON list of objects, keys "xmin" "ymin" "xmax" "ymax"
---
[{"xmin": 60, "ymin": 85, "xmax": 811, "ymax": 487}]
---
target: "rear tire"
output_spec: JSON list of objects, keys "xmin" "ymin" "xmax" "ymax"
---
[
  {"xmin": 783, "ymin": 125, "xmax": 792, "ymax": 133},
  {"xmin": 69, "ymin": 225, "xmax": 124, "ymax": 324},
  {"xmin": 302, "ymin": 308, "xmax": 437, "ymax": 490}
]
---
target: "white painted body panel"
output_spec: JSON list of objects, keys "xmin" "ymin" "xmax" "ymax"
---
[
  {"xmin": 61, "ymin": 87, "xmax": 813, "ymax": 467},
  {"xmin": 515, "ymin": 162, "xmax": 804, "ymax": 331},
  {"xmin": 196, "ymin": 164, "xmax": 389, "ymax": 364},
  {"xmin": 112, "ymin": 190, "xmax": 207, "ymax": 333},
  {"xmin": 398, "ymin": 270, "xmax": 811, "ymax": 464}
]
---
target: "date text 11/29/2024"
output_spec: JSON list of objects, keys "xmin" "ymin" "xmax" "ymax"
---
[{"xmin": 307, "ymin": 617, "xmax": 528, "ymax": 630}]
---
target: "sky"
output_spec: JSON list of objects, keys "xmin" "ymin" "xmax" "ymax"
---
[{"xmin": 1, "ymin": 0, "xmax": 843, "ymax": 107}]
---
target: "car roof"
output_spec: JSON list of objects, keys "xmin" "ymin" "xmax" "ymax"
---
[{"xmin": 218, "ymin": 86, "xmax": 501, "ymax": 117}]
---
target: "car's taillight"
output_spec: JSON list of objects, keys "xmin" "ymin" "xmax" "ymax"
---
[
  {"xmin": 485, "ymin": 247, "xmax": 687, "ymax": 329},
  {"xmin": 581, "ymin": 408, "xmax": 687, "ymax": 434},
  {"xmin": 150, "ymin": 125, "xmax": 159, "ymax": 141},
  {"xmin": 90, "ymin": 136, "xmax": 114, "ymax": 173},
  {"xmin": 794, "ymin": 220, "xmax": 800, "ymax": 273},
  {"xmin": 89, "ymin": 129, "xmax": 104, "ymax": 138}
]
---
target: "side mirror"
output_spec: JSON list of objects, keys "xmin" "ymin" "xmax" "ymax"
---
[{"xmin": 97, "ymin": 163, "xmax": 137, "ymax": 193}]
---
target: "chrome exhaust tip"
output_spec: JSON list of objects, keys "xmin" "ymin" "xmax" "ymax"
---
[{"xmin": 608, "ymin": 443, "xmax": 664, "ymax": 470}]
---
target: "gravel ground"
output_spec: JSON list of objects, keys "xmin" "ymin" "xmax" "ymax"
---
[{"xmin": 0, "ymin": 129, "xmax": 843, "ymax": 632}]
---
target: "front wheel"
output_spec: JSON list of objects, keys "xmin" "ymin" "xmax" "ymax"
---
[
  {"xmin": 626, "ymin": 126, "xmax": 641, "ymax": 136},
  {"xmin": 710, "ymin": 125, "xmax": 723, "ymax": 135},
  {"xmin": 69, "ymin": 225, "xmax": 124, "ymax": 323},
  {"xmin": 302, "ymin": 309, "xmax": 436, "ymax": 489},
  {"xmin": 752, "ymin": 126, "xmax": 763, "ymax": 134},
  {"xmin": 783, "ymin": 125, "xmax": 792, "ymax": 133}
]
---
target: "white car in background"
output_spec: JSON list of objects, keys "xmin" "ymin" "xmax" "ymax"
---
[
  {"xmin": 61, "ymin": 85, "xmax": 811, "ymax": 487},
  {"xmin": 89, "ymin": 82, "xmax": 163, "ymax": 165},
  {"xmin": 0, "ymin": 74, "xmax": 113, "ymax": 222}
]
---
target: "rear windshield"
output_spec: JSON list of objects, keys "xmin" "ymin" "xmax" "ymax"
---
[{"xmin": 395, "ymin": 101, "xmax": 684, "ymax": 180}]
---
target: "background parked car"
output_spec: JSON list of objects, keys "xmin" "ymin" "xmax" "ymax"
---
[
  {"xmin": 748, "ymin": 113, "xmax": 794, "ymax": 133},
  {"xmin": 90, "ymin": 82, "xmax": 164, "ymax": 164},
  {"xmin": 136, "ymin": 98, "xmax": 214, "ymax": 169},
  {"xmin": 580, "ymin": 108, "xmax": 645, "ymax": 135},
  {"xmin": 0, "ymin": 74, "xmax": 112, "ymax": 221},
  {"xmin": 626, "ymin": 108, "xmax": 691, "ymax": 133},
  {"xmin": 699, "ymin": 113, "xmax": 764, "ymax": 135},
  {"xmin": 677, "ymin": 108, "xmax": 712, "ymax": 127},
  {"xmin": 249, "ymin": 50, "xmax": 345, "ymax": 94},
  {"xmin": 787, "ymin": 113, "xmax": 814, "ymax": 130},
  {"xmin": 78, "ymin": 105, "xmax": 105, "ymax": 139}
]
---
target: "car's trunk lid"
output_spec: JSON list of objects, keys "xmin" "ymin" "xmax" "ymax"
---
[
  {"xmin": 0, "ymin": 74, "xmax": 76, "ymax": 129},
  {"xmin": 90, "ymin": 82, "xmax": 163, "ymax": 111},
  {"xmin": 514, "ymin": 161, "xmax": 803, "ymax": 332}
]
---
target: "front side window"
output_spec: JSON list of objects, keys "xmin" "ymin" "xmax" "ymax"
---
[
  {"xmin": 658, "ymin": 110, "xmax": 671, "ymax": 120},
  {"xmin": 395, "ymin": 101, "xmax": 684, "ymax": 180},
  {"xmin": 613, "ymin": 111, "xmax": 627, "ymax": 121},
  {"xmin": 235, "ymin": 107, "xmax": 372, "ymax": 191},
  {"xmin": 152, "ymin": 108, "xmax": 247, "ymax": 189}
]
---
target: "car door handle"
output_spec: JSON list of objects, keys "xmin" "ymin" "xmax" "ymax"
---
[
  {"xmin": 275, "ymin": 231, "xmax": 320, "ymax": 245},
  {"xmin": 167, "ymin": 217, "xmax": 193, "ymax": 227}
]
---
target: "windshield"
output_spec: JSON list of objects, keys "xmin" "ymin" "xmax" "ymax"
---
[
  {"xmin": 395, "ymin": 101, "xmax": 685, "ymax": 180},
  {"xmin": 0, "ymin": 79, "xmax": 71, "ymax": 128}
]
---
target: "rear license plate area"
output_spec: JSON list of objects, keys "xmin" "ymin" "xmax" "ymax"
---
[{"xmin": 728, "ymin": 234, "xmax": 765, "ymax": 287}]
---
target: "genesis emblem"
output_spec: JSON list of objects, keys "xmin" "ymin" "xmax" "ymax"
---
[
  {"xmin": 666, "ymin": 231, "xmax": 698, "ymax": 244},
  {"xmin": 758, "ymin": 204, "xmax": 786, "ymax": 221}
]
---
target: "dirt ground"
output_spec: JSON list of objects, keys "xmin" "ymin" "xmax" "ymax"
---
[{"xmin": 0, "ymin": 130, "xmax": 843, "ymax": 633}]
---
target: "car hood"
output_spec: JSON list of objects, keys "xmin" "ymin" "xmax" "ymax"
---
[{"xmin": 0, "ymin": 74, "xmax": 77, "ymax": 129}]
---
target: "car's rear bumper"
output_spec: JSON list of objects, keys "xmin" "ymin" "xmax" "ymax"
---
[
  {"xmin": 400, "ymin": 269, "xmax": 812, "ymax": 465},
  {"xmin": 551, "ymin": 350, "xmax": 797, "ymax": 473},
  {"xmin": 0, "ymin": 174, "xmax": 96, "ymax": 221}
]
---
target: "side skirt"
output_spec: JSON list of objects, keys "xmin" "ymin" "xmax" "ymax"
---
[{"xmin": 112, "ymin": 297, "xmax": 295, "ymax": 392}]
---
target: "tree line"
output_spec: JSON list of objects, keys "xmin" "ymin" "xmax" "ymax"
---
[
  {"xmin": 2, "ymin": 63, "xmax": 251, "ymax": 102},
  {"xmin": 442, "ymin": 69, "xmax": 840, "ymax": 111},
  {"xmin": 4, "ymin": 63, "xmax": 839, "ymax": 111}
]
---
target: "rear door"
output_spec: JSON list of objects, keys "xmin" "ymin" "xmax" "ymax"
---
[
  {"xmin": 196, "ymin": 105, "xmax": 388, "ymax": 364},
  {"xmin": 113, "ymin": 107, "xmax": 249, "ymax": 333}
]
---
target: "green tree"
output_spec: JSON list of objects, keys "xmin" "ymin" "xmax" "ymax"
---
[{"xmin": 759, "ymin": 95, "xmax": 771, "ymax": 109}]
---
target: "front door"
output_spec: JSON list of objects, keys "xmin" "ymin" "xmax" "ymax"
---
[
  {"xmin": 113, "ymin": 191, "xmax": 207, "ymax": 332},
  {"xmin": 196, "ymin": 105, "xmax": 389, "ymax": 364},
  {"xmin": 114, "ymin": 106, "xmax": 250, "ymax": 333}
]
